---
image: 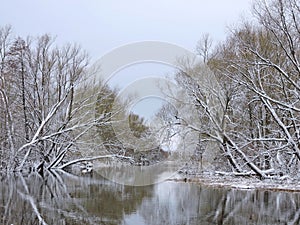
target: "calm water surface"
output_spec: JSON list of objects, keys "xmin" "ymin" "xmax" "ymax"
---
[{"xmin": 0, "ymin": 170, "xmax": 299, "ymax": 225}]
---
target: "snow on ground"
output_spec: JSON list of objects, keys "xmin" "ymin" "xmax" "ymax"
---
[{"xmin": 169, "ymin": 172, "xmax": 300, "ymax": 192}]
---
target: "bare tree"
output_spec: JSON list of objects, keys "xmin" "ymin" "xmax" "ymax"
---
[
  {"xmin": 207, "ymin": 0, "xmax": 300, "ymax": 177},
  {"xmin": 163, "ymin": 0, "xmax": 299, "ymax": 178},
  {"xmin": 196, "ymin": 33, "xmax": 213, "ymax": 63},
  {"xmin": 0, "ymin": 28, "xmax": 127, "ymax": 173}
]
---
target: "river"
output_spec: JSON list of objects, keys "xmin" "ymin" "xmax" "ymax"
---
[{"xmin": 0, "ymin": 170, "xmax": 299, "ymax": 225}]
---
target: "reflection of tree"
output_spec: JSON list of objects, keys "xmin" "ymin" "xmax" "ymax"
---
[
  {"xmin": 135, "ymin": 182, "xmax": 300, "ymax": 225},
  {"xmin": 71, "ymin": 173, "xmax": 153, "ymax": 222},
  {"xmin": 2, "ymin": 172, "xmax": 300, "ymax": 224},
  {"xmin": 0, "ymin": 171, "xmax": 154, "ymax": 225}
]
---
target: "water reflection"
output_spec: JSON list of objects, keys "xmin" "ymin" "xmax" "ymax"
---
[
  {"xmin": 0, "ymin": 171, "xmax": 300, "ymax": 225},
  {"xmin": 97, "ymin": 160, "xmax": 180, "ymax": 186}
]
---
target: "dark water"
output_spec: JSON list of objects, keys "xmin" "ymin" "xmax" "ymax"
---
[{"xmin": 0, "ymin": 170, "xmax": 300, "ymax": 225}]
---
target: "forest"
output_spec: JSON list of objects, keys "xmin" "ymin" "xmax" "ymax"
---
[{"xmin": 0, "ymin": 0, "xmax": 299, "ymax": 180}]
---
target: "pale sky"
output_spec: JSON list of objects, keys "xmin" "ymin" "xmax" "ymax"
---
[
  {"xmin": 1, "ymin": 0, "xmax": 253, "ymax": 60},
  {"xmin": 1, "ymin": 0, "xmax": 254, "ymax": 119}
]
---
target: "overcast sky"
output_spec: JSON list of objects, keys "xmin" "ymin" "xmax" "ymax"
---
[
  {"xmin": 1, "ymin": 0, "xmax": 253, "ymax": 60},
  {"xmin": 1, "ymin": 0, "xmax": 254, "ymax": 119}
]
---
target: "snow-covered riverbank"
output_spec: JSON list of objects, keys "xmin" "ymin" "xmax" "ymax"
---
[{"xmin": 170, "ymin": 172, "xmax": 300, "ymax": 192}]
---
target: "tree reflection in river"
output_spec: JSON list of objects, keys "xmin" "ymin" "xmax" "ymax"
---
[
  {"xmin": 0, "ymin": 171, "xmax": 300, "ymax": 225},
  {"xmin": 136, "ymin": 182, "xmax": 300, "ymax": 225}
]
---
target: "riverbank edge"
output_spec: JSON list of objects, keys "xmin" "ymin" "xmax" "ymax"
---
[{"xmin": 168, "ymin": 173, "xmax": 300, "ymax": 192}]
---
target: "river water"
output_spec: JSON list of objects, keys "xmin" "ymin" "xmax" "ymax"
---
[{"xmin": 0, "ymin": 170, "xmax": 299, "ymax": 225}]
